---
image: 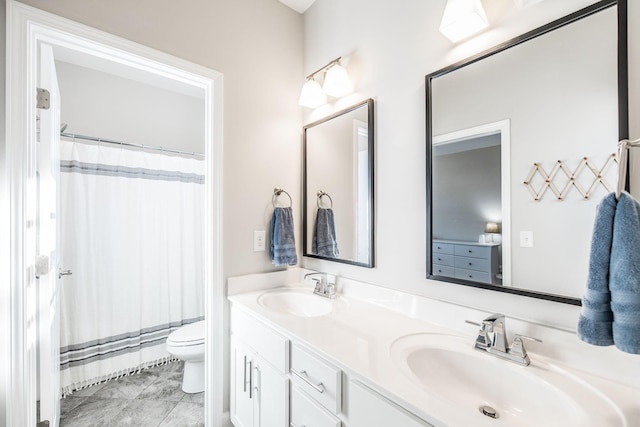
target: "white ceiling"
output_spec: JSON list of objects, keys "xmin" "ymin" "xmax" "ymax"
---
[{"xmin": 278, "ymin": 0, "xmax": 316, "ymax": 14}]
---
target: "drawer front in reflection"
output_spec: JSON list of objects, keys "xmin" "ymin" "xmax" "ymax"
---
[
  {"xmin": 454, "ymin": 268, "xmax": 491, "ymax": 284},
  {"xmin": 432, "ymin": 264, "xmax": 455, "ymax": 277},
  {"xmin": 454, "ymin": 244, "xmax": 490, "ymax": 259},
  {"xmin": 432, "ymin": 242, "xmax": 454, "ymax": 255},
  {"xmin": 454, "ymin": 256, "xmax": 491, "ymax": 272}
]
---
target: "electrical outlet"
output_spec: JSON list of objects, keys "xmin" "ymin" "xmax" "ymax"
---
[
  {"xmin": 520, "ymin": 231, "xmax": 534, "ymax": 248},
  {"xmin": 253, "ymin": 230, "xmax": 266, "ymax": 252}
]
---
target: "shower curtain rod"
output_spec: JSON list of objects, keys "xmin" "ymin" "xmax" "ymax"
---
[{"xmin": 60, "ymin": 131, "xmax": 205, "ymax": 158}]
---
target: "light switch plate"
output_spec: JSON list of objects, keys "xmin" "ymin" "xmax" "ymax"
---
[
  {"xmin": 520, "ymin": 231, "xmax": 534, "ymax": 247},
  {"xmin": 253, "ymin": 230, "xmax": 266, "ymax": 252}
]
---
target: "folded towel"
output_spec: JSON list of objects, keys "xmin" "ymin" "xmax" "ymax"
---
[
  {"xmin": 270, "ymin": 207, "xmax": 297, "ymax": 266},
  {"xmin": 577, "ymin": 192, "xmax": 617, "ymax": 346},
  {"xmin": 610, "ymin": 192, "xmax": 640, "ymax": 354},
  {"xmin": 312, "ymin": 208, "xmax": 339, "ymax": 258}
]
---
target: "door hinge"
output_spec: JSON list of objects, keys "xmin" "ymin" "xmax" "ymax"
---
[
  {"xmin": 36, "ymin": 88, "xmax": 50, "ymax": 110},
  {"xmin": 37, "ymin": 421, "xmax": 50, "ymax": 427}
]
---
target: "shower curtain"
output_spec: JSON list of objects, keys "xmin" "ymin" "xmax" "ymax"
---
[{"xmin": 58, "ymin": 139, "xmax": 205, "ymax": 394}]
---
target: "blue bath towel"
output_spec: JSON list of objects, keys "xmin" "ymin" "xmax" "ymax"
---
[
  {"xmin": 577, "ymin": 192, "xmax": 616, "ymax": 346},
  {"xmin": 312, "ymin": 208, "xmax": 339, "ymax": 258},
  {"xmin": 270, "ymin": 207, "xmax": 297, "ymax": 266},
  {"xmin": 610, "ymin": 192, "xmax": 640, "ymax": 354}
]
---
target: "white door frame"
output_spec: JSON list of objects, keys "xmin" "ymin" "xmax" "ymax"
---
[
  {"xmin": 3, "ymin": 2, "xmax": 225, "ymax": 426},
  {"xmin": 433, "ymin": 119, "xmax": 511, "ymax": 286}
]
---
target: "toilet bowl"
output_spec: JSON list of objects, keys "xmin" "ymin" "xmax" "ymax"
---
[{"xmin": 166, "ymin": 320, "xmax": 205, "ymax": 393}]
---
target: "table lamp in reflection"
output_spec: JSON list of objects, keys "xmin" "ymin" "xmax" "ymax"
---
[{"xmin": 485, "ymin": 222, "xmax": 500, "ymax": 243}]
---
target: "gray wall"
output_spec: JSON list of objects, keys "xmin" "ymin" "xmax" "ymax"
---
[
  {"xmin": 433, "ymin": 145, "xmax": 501, "ymax": 242},
  {"xmin": 55, "ymin": 61, "xmax": 205, "ymax": 154}
]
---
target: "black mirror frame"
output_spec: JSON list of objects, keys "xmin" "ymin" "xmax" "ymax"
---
[
  {"xmin": 425, "ymin": 0, "xmax": 628, "ymax": 305},
  {"xmin": 303, "ymin": 98, "xmax": 375, "ymax": 268}
]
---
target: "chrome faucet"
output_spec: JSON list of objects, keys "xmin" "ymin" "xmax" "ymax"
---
[
  {"xmin": 467, "ymin": 313, "xmax": 542, "ymax": 366},
  {"xmin": 304, "ymin": 272, "xmax": 336, "ymax": 299}
]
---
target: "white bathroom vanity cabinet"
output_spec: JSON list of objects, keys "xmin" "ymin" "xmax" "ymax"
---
[
  {"xmin": 229, "ymin": 300, "xmax": 435, "ymax": 427},
  {"xmin": 227, "ymin": 271, "xmax": 639, "ymax": 427}
]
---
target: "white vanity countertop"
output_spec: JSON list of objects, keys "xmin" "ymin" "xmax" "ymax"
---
[{"xmin": 228, "ymin": 282, "xmax": 640, "ymax": 427}]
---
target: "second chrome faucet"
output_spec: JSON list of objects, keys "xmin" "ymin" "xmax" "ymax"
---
[
  {"xmin": 304, "ymin": 272, "xmax": 337, "ymax": 299},
  {"xmin": 467, "ymin": 313, "xmax": 542, "ymax": 366}
]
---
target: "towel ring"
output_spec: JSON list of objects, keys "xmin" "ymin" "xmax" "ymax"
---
[
  {"xmin": 273, "ymin": 187, "xmax": 292, "ymax": 208},
  {"xmin": 317, "ymin": 190, "xmax": 333, "ymax": 209}
]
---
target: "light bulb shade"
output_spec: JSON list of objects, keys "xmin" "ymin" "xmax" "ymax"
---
[
  {"xmin": 298, "ymin": 79, "xmax": 326, "ymax": 109},
  {"xmin": 322, "ymin": 64, "xmax": 353, "ymax": 98},
  {"xmin": 484, "ymin": 222, "xmax": 500, "ymax": 234},
  {"xmin": 439, "ymin": 0, "xmax": 489, "ymax": 43}
]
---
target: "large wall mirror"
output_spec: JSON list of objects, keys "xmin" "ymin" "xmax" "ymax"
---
[
  {"xmin": 303, "ymin": 99, "xmax": 375, "ymax": 267},
  {"xmin": 426, "ymin": 0, "xmax": 628, "ymax": 304}
]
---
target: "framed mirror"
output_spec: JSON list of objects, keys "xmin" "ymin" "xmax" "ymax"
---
[
  {"xmin": 303, "ymin": 99, "xmax": 375, "ymax": 267},
  {"xmin": 426, "ymin": 0, "xmax": 628, "ymax": 304}
]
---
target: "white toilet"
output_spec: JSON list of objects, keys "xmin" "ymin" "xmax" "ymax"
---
[{"xmin": 166, "ymin": 320, "xmax": 205, "ymax": 393}]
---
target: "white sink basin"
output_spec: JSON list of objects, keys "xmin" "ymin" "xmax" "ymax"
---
[
  {"xmin": 257, "ymin": 288, "xmax": 334, "ymax": 317},
  {"xmin": 390, "ymin": 333, "xmax": 624, "ymax": 427}
]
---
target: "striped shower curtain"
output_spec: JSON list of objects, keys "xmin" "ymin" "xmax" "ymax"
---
[{"xmin": 58, "ymin": 139, "xmax": 204, "ymax": 394}]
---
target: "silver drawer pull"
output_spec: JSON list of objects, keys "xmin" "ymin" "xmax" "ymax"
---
[{"xmin": 291, "ymin": 368, "xmax": 325, "ymax": 393}]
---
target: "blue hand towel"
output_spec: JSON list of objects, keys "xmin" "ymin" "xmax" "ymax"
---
[
  {"xmin": 270, "ymin": 207, "xmax": 297, "ymax": 266},
  {"xmin": 577, "ymin": 192, "xmax": 617, "ymax": 346},
  {"xmin": 610, "ymin": 192, "xmax": 640, "ymax": 354},
  {"xmin": 312, "ymin": 208, "xmax": 339, "ymax": 258}
]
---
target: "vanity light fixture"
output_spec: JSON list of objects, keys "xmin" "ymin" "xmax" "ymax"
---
[
  {"xmin": 298, "ymin": 57, "xmax": 353, "ymax": 108},
  {"xmin": 439, "ymin": 0, "xmax": 489, "ymax": 43},
  {"xmin": 299, "ymin": 77, "xmax": 326, "ymax": 109}
]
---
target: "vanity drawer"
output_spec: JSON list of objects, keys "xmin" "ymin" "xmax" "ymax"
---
[
  {"xmin": 432, "ymin": 253, "xmax": 454, "ymax": 267},
  {"xmin": 454, "ymin": 256, "xmax": 491, "ymax": 272},
  {"xmin": 454, "ymin": 244, "xmax": 490, "ymax": 259},
  {"xmin": 291, "ymin": 386, "xmax": 341, "ymax": 427},
  {"xmin": 432, "ymin": 264, "xmax": 455, "ymax": 277},
  {"xmin": 230, "ymin": 307, "xmax": 289, "ymax": 373},
  {"xmin": 291, "ymin": 345, "xmax": 342, "ymax": 414},
  {"xmin": 432, "ymin": 242, "xmax": 454, "ymax": 255},
  {"xmin": 454, "ymin": 267, "xmax": 491, "ymax": 284}
]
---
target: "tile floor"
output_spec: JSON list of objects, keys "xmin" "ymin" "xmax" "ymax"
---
[{"xmin": 60, "ymin": 361, "xmax": 204, "ymax": 427}]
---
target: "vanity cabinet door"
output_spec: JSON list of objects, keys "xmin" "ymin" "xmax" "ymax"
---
[
  {"xmin": 349, "ymin": 381, "xmax": 434, "ymax": 427},
  {"xmin": 231, "ymin": 338, "xmax": 289, "ymax": 427},
  {"xmin": 231, "ymin": 338, "xmax": 255, "ymax": 427},
  {"xmin": 254, "ymin": 354, "xmax": 289, "ymax": 427}
]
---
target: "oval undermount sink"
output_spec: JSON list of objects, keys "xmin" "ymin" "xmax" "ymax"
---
[
  {"xmin": 257, "ymin": 288, "xmax": 334, "ymax": 317},
  {"xmin": 390, "ymin": 333, "xmax": 624, "ymax": 427}
]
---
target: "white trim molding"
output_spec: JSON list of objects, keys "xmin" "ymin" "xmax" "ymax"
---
[{"xmin": 3, "ymin": 1, "xmax": 225, "ymax": 425}]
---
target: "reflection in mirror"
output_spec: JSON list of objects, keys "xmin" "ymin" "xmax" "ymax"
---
[
  {"xmin": 432, "ymin": 120, "xmax": 510, "ymax": 286},
  {"xmin": 426, "ymin": 1, "xmax": 626, "ymax": 304},
  {"xmin": 303, "ymin": 99, "xmax": 374, "ymax": 267}
]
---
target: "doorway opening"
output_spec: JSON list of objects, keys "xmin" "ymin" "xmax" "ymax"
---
[{"xmin": 5, "ymin": 2, "xmax": 224, "ymax": 426}]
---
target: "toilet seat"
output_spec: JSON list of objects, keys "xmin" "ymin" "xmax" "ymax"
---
[{"xmin": 167, "ymin": 320, "xmax": 204, "ymax": 346}]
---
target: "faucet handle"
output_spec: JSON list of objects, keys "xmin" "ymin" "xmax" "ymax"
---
[
  {"xmin": 514, "ymin": 334, "xmax": 542, "ymax": 343},
  {"xmin": 509, "ymin": 334, "xmax": 542, "ymax": 359},
  {"xmin": 465, "ymin": 320, "xmax": 491, "ymax": 349}
]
